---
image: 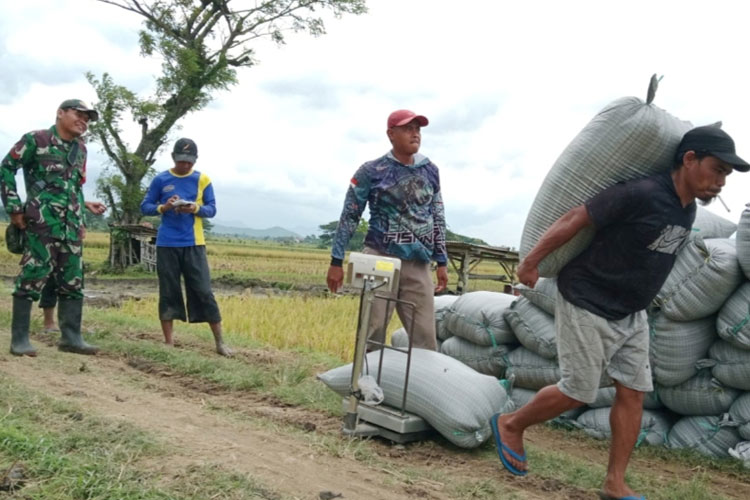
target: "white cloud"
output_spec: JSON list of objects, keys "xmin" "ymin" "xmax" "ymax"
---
[{"xmin": 0, "ymin": 0, "xmax": 749, "ymax": 245}]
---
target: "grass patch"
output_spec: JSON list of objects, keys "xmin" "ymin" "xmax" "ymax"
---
[
  {"xmin": 82, "ymin": 306, "xmax": 345, "ymax": 414},
  {"xmin": 0, "ymin": 381, "xmax": 285, "ymax": 499}
]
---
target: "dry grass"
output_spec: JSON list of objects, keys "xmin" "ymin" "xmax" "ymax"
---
[{"xmin": 118, "ymin": 292, "xmax": 403, "ymax": 361}]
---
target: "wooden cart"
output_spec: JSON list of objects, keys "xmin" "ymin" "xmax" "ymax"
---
[{"xmin": 445, "ymin": 241, "xmax": 519, "ymax": 294}]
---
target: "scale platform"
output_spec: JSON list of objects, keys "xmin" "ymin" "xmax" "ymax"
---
[{"xmin": 341, "ymin": 399, "xmax": 434, "ymax": 444}]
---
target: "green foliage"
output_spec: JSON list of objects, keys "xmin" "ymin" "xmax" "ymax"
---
[
  {"xmin": 446, "ymin": 227, "xmax": 488, "ymax": 246},
  {"xmin": 317, "ymin": 219, "xmax": 367, "ymax": 250},
  {"xmin": 88, "ymin": 0, "xmax": 367, "ymax": 229}
]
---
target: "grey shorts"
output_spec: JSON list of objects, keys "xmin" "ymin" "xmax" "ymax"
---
[{"xmin": 555, "ymin": 291, "xmax": 652, "ymax": 404}]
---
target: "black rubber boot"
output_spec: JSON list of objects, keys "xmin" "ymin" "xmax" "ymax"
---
[
  {"xmin": 10, "ymin": 296, "xmax": 36, "ymax": 356},
  {"xmin": 58, "ymin": 298, "xmax": 98, "ymax": 355}
]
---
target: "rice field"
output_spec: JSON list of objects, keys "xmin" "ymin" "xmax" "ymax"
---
[{"xmin": 0, "ymin": 226, "xmax": 513, "ymax": 360}]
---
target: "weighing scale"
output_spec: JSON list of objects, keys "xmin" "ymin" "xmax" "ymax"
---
[{"xmin": 342, "ymin": 252, "xmax": 434, "ymax": 443}]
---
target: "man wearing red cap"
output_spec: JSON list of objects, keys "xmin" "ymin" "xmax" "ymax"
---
[{"xmin": 326, "ymin": 109, "xmax": 448, "ymax": 350}]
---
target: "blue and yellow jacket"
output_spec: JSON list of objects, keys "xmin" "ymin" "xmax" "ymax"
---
[{"xmin": 140, "ymin": 169, "xmax": 216, "ymax": 247}]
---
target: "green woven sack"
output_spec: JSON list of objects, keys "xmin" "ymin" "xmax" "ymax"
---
[{"xmin": 5, "ymin": 224, "xmax": 26, "ymax": 254}]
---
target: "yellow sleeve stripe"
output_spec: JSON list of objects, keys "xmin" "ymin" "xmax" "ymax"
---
[{"xmin": 193, "ymin": 172, "xmax": 211, "ymax": 246}]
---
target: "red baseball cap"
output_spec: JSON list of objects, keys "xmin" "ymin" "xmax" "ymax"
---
[{"xmin": 387, "ymin": 109, "xmax": 429, "ymax": 128}]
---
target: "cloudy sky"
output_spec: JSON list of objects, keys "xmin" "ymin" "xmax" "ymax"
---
[{"xmin": 1, "ymin": 0, "xmax": 749, "ymax": 247}]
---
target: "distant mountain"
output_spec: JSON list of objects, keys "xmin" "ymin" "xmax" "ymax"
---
[{"xmin": 210, "ymin": 224, "xmax": 300, "ymax": 239}]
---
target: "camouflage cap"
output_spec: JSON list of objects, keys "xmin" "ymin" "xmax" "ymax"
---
[{"xmin": 59, "ymin": 99, "xmax": 99, "ymax": 121}]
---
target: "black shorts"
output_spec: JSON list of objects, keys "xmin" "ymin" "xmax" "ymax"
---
[{"xmin": 156, "ymin": 246, "xmax": 221, "ymax": 323}]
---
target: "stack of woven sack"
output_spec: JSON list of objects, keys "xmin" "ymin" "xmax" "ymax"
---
[{"xmin": 435, "ymin": 77, "xmax": 750, "ymax": 459}]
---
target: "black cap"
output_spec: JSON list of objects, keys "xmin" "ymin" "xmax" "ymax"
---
[
  {"xmin": 59, "ymin": 98, "xmax": 99, "ymax": 121},
  {"xmin": 172, "ymin": 138, "xmax": 198, "ymax": 164},
  {"xmin": 676, "ymin": 125, "xmax": 749, "ymax": 172}
]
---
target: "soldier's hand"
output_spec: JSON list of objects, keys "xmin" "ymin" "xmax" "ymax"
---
[
  {"xmin": 327, "ymin": 265, "xmax": 344, "ymax": 293},
  {"xmin": 435, "ymin": 265, "xmax": 448, "ymax": 293},
  {"xmin": 10, "ymin": 213, "xmax": 26, "ymax": 230},
  {"xmin": 84, "ymin": 201, "xmax": 106, "ymax": 215}
]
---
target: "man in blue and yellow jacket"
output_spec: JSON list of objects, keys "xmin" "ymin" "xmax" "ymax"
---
[{"xmin": 141, "ymin": 138, "xmax": 231, "ymax": 356}]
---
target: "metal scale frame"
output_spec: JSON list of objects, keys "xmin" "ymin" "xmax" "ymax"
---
[{"xmin": 342, "ymin": 252, "xmax": 434, "ymax": 444}]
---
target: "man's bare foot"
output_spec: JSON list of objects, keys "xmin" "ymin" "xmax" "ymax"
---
[
  {"xmin": 600, "ymin": 479, "xmax": 640, "ymax": 500},
  {"xmin": 495, "ymin": 414, "xmax": 528, "ymax": 473},
  {"xmin": 216, "ymin": 343, "xmax": 233, "ymax": 357}
]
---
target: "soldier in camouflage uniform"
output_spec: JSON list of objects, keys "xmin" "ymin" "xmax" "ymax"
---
[{"xmin": 1, "ymin": 99, "xmax": 106, "ymax": 357}]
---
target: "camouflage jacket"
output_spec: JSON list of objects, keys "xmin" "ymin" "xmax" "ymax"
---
[{"xmin": 0, "ymin": 125, "xmax": 87, "ymax": 241}]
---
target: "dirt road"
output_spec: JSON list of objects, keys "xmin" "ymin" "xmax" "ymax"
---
[{"xmin": 1, "ymin": 281, "xmax": 748, "ymax": 499}]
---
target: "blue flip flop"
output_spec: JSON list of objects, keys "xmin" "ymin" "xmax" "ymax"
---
[
  {"xmin": 597, "ymin": 491, "xmax": 646, "ymax": 500},
  {"xmin": 489, "ymin": 412, "xmax": 527, "ymax": 476}
]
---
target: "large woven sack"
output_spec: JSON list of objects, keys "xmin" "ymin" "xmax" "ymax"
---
[
  {"xmin": 504, "ymin": 347, "xmax": 561, "ymax": 390},
  {"xmin": 516, "ymin": 278, "xmax": 557, "ymax": 315},
  {"xmin": 573, "ymin": 408, "xmax": 672, "ymax": 446},
  {"xmin": 588, "ymin": 386, "xmax": 616, "ymax": 409},
  {"xmin": 435, "ymin": 295, "xmax": 459, "ymax": 341},
  {"xmin": 443, "ymin": 291, "xmax": 516, "ymax": 346},
  {"xmin": 736, "ymin": 206, "xmax": 750, "ymax": 280},
  {"xmin": 586, "ymin": 386, "xmax": 663, "ymax": 410},
  {"xmin": 657, "ymin": 369, "xmax": 741, "ymax": 416},
  {"xmin": 716, "ymin": 282, "xmax": 750, "ymax": 350},
  {"xmin": 643, "ymin": 391, "xmax": 664, "ymax": 410},
  {"xmin": 728, "ymin": 393, "xmax": 750, "ymax": 440},
  {"xmin": 649, "ymin": 312, "xmax": 716, "ymax": 387},
  {"xmin": 668, "ymin": 414, "xmax": 741, "ymax": 458},
  {"xmin": 520, "ymin": 82, "xmax": 693, "ymax": 277},
  {"xmin": 440, "ymin": 335, "xmax": 510, "ymax": 377},
  {"xmin": 317, "ymin": 348, "xmax": 513, "ymax": 448},
  {"xmin": 390, "ymin": 327, "xmax": 442, "ymax": 351},
  {"xmin": 653, "ymin": 237, "xmax": 742, "ymax": 321},
  {"xmin": 707, "ymin": 340, "xmax": 750, "ymax": 391},
  {"xmin": 690, "ymin": 207, "xmax": 737, "ymax": 240},
  {"xmin": 503, "ymin": 297, "xmax": 557, "ymax": 359}
]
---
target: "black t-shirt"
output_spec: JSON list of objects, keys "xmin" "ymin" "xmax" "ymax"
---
[{"xmin": 557, "ymin": 173, "xmax": 696, "ymax": 320}]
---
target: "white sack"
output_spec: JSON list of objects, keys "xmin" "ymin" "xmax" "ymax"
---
[
  {"xmin": 657, "ymin": 369, "xmax": 740, "ymax": 416},
  {"xmin": 516, "ymin": 278, "xmax": 558, "ymax": 315},
  {"xmin": 716, "ymin": 281, "xmax": 750, "ymax": 351},
  {"xmin": 668, "ymin": 414, "xmax": 741, "ymax": 458},
  {"xmin": 574, "ymin": 407, "xmax": 673, "ymax": 446},
  {"xmin": 317, "ymin": 348, "xmax": 513, "ymax": 448},
  {"xmin": 503, "ymin": 297, "xmax": 557, "ymax": 359},
  {"xmin": 440, "ymin": 335, "xmax": 510, "ymax": 378},
  {"xmin": 736, "ymin": 206, "xmax": 750, "ymax": 280},
  {"xmin": 649, "ymin": 312, "xmax": 716, "ymax": 387},
  {"xmin": 654, "ymin": 237, "xmax": 742, "ymax": 321},
  {"xmin": 443, "ymin": 291, "xmax": 517, "ymax": 346}
]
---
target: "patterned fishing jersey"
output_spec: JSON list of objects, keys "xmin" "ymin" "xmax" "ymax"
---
[
  {"xmin": 141, "ymin": 169, "xmax": 216, "ymax": 247},
  {"xmin": 0, "ymin": 126, "xmax": 86, "ymax": 241},
  {"xmin": 332, "ymin": 152, "xmax": 447, "ymax": 264}
]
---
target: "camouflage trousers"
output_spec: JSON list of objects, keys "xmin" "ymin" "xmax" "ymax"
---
[{"xmin": 13, "ymin": 230, "xmax": 83, "ymax": 301}]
